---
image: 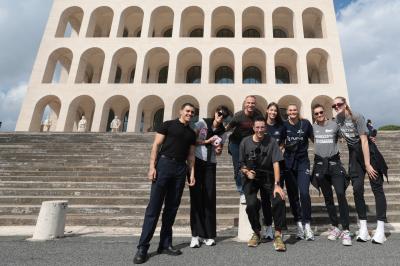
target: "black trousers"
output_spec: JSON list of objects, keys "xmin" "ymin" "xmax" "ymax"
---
[
  {"xmin": 243, "ymin": 177, "xmax": 286, "ymax": 233},
  {"xmin": 137, "ymin": 157, "xmax": 187, "ymax": 252},
  {"xmin": 316, "ymin": 166, "xmax": 350, "ymax": 230},
  {"xmin": 190, "ymin": 158, "xmax": 217, "ymax": 239}
]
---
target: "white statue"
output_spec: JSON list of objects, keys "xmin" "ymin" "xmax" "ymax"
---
[
  {"xmin": 110, "ymin": 116, "xmax": 121, "ymax": 132},
  {"xmin": 78, "ymin": 116, "xmax": 87, "ymax": 132},
  {"xmin": 42, "ymin": 118, "xmax": 51, "ymax": 132}
]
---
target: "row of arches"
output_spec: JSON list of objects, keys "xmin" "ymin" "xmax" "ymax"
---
[
  {"xmin": 31, "ymin": 94, "xmax": 335, "ymax": 133},
  {"xmin": 44, "ymin": 47, "xmax": 331, "ymax": 85},
  {"xmin": 56, "ymin": 6, "xmax": 325, "ymax": 39}
]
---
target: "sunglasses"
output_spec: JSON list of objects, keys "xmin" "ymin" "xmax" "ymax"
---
[
  {"xmin": 314, "ymin": 111, "xmax": 324, "ymax": 116},
  {"xmin": 217, "ymin": 111, "xmax": 228, "ymax": 118},
  {"xmin": 332, "ymin": 102, "xmax": 345, "ymax": 109}
]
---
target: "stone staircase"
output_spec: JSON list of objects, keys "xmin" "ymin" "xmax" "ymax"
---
[{"xmin": 0, "ymin": 132, "xmax": 399, "ymax": 229}]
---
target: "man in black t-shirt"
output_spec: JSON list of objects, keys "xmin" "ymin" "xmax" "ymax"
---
[
  {"xmin": 226, "ymin": 95, "xmax": 264, "ymax": 204},
  {"xmin": 134, "ymin": 103, "xmax": 197, "ymax": 264},
  {"xmin": 240, "ymin": 118, "xmax": 286, "ymax": 251}
]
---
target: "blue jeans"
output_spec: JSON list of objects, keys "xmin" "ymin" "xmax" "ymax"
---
[
  {"xmin": 137, "ymin": 157, "xmax": 187, "ymax": 251},
  {"xmin": 229, "ymin": 142, "xmax": 243, "ymax": 194}
]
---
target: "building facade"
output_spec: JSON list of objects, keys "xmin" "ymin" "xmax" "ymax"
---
[{"xmin": 16, "ymin": 0, "xmax": 349, "ymax": 132}]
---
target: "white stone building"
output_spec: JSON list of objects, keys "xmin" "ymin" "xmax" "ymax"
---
[{"xmin": 16, "ymin": 0, "xmax": 349, "ymax": 132}]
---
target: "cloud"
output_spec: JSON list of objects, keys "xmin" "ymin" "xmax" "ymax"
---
[
  {"xmin": 0, "ymin": 84, "xmax": 27, "ymax": 131},
  {"xmin": 0, "ymin": 0, "xmax": 52, "ymax": 93},
  {"xmin": 337, "ymin": 0, "xmax": 400, "ymax": 127}
]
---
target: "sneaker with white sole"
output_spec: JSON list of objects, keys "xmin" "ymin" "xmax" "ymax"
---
[
  {"xmin": 341, "ymin": 230, "xmax": 352, "ymax": 246},
  {"xmin": 202, "ymin": 238, "xmax": 216, "ymax": 246},
  {"xmin": 356, "ymin": 229, "xmax": 371, "ymax": 242},
  {"xmin": 296, "ymin": 222, "xmax": 305, "ymax": 240},
  {"xmin": 372, "ymin": 221, "xmax": 386, "ymax": 244},
  {"xmin": 304, "ymin": 223, "xmax": 315, "ymax": 241},
  {"xmin": 240, "ymin": 194, "xmax": 246, "ymax": 205},
  {"xmin": 327, "ymin": 226, "xmax": 342, "ymax": 241},
  {"xmin": 248, "ymin": 233, "xmax": 261, "ymax": 247},
  {"xmin": 356, "ymin": 220, "xmax": 371, "ymax": 242},
  {"xmin": 263, "ymin": 225, "xmax": 274, "ymax": 240},
  {"xmin": 190, "ymin": 236, "xmax": 201, "ymax": 248}
]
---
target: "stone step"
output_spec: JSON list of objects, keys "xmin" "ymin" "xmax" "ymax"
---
[
  {"xmin": 1, "ymin": 186, "xmax": 400, "ymax": 196},
  {"xmin": 1, "ymin": 211, "xmax": 400, "ymax": 226},
  {"xmin": 1, "ymin": 202, "xmax": 400, "ymax": 216},
  {"xmin": 1, "ymin": 175, "xmax": 399, "ymax": 183},
  {"xmin": 0, "ymin": 194, "xmax": 399, "ymax": 205},
  {"xmin": 2, "ymin": 181, "xmax": 400, "ymax": 189}
]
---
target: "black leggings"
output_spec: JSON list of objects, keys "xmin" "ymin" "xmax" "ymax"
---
[
  {"xmin": 316, "ymin": 169, "xmax": 350, "ymax": 230},
  {"xmin": 349, "ymin": 151, "xmax": 387, "ymax": 222}
]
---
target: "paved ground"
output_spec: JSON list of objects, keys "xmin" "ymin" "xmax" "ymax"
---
[{"xmin": 1, "ymin": 234, "xmax": 399, "ymax": 266}]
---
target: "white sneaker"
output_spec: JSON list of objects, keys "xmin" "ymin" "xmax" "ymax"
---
[
  {"xmin": 327, "ymin": 226, "xmax": 342, "ymax": 241},
  {"xmin": 240, "ymin": 194, "xmax": 246, "ymax": 205},
  {"xmin": 190, "ymin": 236, "xmax": 201, "ymax": 248},
  {"xmin": 203, "ymin": 238, "xmax": 216, "ymax": 246},
  {"xmin": 263, "ymin": 225, "xmax": 274, "ymax": 240},
  {"xmin": 372, "ymin": 221, "xmax": 386, "ymax": 244},
  {"xmin": 341, "ymin": 230, "xmax": 352, "ymax": 246},
  {"xmin": 304, "ymin": 223, "xmax": 315, "ymax": 241},
  {"xmin": 356, "ymin": 220, "xmax": 371, "ymax": 242},
  {"xmin": 296, "ymin": 222, "xmax": 305, "ymax": 240}
]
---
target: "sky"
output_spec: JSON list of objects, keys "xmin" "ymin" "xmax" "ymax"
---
[{"xmin": 0, "ymin": 0, "xmax": 399, "ymax": 131}]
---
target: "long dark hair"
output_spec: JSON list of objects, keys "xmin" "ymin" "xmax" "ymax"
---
[{"xmin": 266, "ymin": 102, "xmax": 283, "ymax": 125}]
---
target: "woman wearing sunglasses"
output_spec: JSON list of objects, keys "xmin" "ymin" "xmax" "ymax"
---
[
  {"xmin": 260, "ymin": 102, "xmax": 286, "ymax": 240},
  {"xmin": 283, "ymin": 104, "xmax": 315, "ymax": 240},
  {"xmin": 333, "ymin": 96, "xmax": 388, "ymax": 244},
  {"xmin": 312, "ymin": 104, "xmax": 351, "ymax": 246},
  {"xmin": 189, "ymin": 105, "xmax": 230, "ymax": 248}
]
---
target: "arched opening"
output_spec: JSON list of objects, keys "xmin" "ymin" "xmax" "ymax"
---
[
  {"xmin": 158, "ymin": 66, "xmax": 169, "ymax": 83},
  {"xmin": 307, "ymin": 48, "xmax": 330, "ymax": 84},
  {"xmin": 109, "ymin": 48, "xmax": 137, "ymax": 83},
  {"xmin": 275, "ymin": 48, "xmax": 298, "ymax": 84},
  {"xmin": 273, "ymin": 7, "xmax": 294, "ymax": 38},
  {"xmin": 42, "ymin": 48, "xmax": 73, "ymax": 84},
  {"xmin": 242, "ymin": 48, "xmax": 266, "ymax": 83},
  {"xmin": 278, "ymin": 95, "xmax": 302, "ymax": 120},
  {"xmin": 148, "ymin": 6, "xmax": 174, "ymax": 37},
  {"xmin": 86, "ymin": 7, "xmax": 113, "ymax": 37},
  {"xmin": 136, "ymin": 95, "xmax": 165, "ymax": 132},
  {"xmin": 242, "ymin": 7, "xmax": 264, "ymax": 38},
  {"xmin": 142, "ymin": 48, "xmax": 170, "ymax": 83},
  {"xmin": 64, "ymin": 95, "xmax": 95, "ymax": 132},
  {"xmin": 175, "ymin": 48, "xmax": 202, "ymax": 83},
  {"xmin": 311, "ymin": 95, "xmax": 334, "ymax": 121},
  {"xmin": 207, "ymin": 95, "xmax": 235, "ymax": 124},
  {"xmin": 117, "ymin": 7, "xmax": 144, "ymax": 37},
  {"xmin": 100, "ymin": 95, "xmax": 130, "ymax": 132},
  {"xmin": 253, "ymin": 95, "xmax": 268, "ymax": 115},
  {"xmin": 180, "ymin": 7, "xmax": 204, "ymax": 37},
  {"xmin": 212, "ymin": 7, "xmax": 235, "ymax": 37},
  {"xmin": 29, "ymin": 95, "xmax": 62, "ymax": 132},
  {"xmin": 303, "ymin": 8, "xmax": 325, "ymax": 38},
  {"xmin": 75, "ymin": 48, "xmax": 105, "ymax": 83},
  {"xmin": 209, "ymin": 48, "xmax": 234, "ymax": 83},
  {"xmin": 55, "ymin": 7, "xmax": 84, "ymax": 37},
  {"xmin": 172, "ymin": 95, "xmax": 200, "ymax": 128}
]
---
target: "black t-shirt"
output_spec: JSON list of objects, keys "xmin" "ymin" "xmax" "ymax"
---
[
  {"xmin": 228, "ymin": 110, "xmax": 264, "ymax": 144},
  {"xmin": 266, "ymin": 123, "xmax": 286, "ymax": 146},
  {"xmin": 283, "ymin": 119, "xmax": 314, "ymax": 156},
  {"xmin": 157, "ymin": 119, "xmax": 196, "ymax": 162},
  {"xmin": 239, "ymin": 135, "xmax": 283, "ymax": 173}
]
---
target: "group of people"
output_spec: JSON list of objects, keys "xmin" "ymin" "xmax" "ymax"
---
[{"xmin": 133, "ymin": 95, "xmax": 388, "ymax": 264}]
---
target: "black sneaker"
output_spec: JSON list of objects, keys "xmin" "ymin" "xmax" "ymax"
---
[{"xmin": 133, "ymin": 248, "xmax": 148, "ymax": 264}]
